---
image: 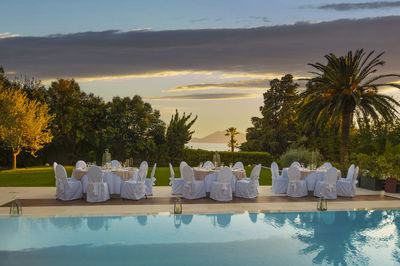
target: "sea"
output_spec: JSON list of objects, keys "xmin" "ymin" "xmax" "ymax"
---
[{"xmin": 186, "ymin": 142, "xmax": 239, "ymax": 152}]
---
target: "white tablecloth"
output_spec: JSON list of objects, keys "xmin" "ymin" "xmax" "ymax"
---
[
  {"xmin": 74, "ymin": 167, "xmax": 138, "ymax": 195},
  {"xmin": 192, "ymin": 167, "xmax": 246, "ymax": 193}
]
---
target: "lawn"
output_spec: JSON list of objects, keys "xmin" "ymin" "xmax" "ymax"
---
[{"xmin": 0, "ymin": 166, "xmax": 272, "ymax": 187}]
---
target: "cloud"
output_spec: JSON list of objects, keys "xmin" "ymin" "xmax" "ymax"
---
[
  {"xmin": 1, "ymin": 16, "xmax": 400, "ymax": 80},
  {"xmin": 250, "ymin": 16, "xmax": 270, "ymax": 23},
  {"xmin": 0, "ymin": 32, "xmax": 19, "ymax": 39},
  {"xmin": 315, "ymin": 1, "xmax": 400, "ymax": 11},
  {"xmin": 169, "ymin": 79, "xmax": 269, "ymax": 91},
  {"xmin": 144, "ymin": 93, "xmax": 261, "ymax": 100}
]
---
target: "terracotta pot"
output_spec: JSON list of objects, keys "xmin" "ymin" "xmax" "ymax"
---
[{"xmin": 385, "ymin": 178, "xmax": 397, "ymax": 193}]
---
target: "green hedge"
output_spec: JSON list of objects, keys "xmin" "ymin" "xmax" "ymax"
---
[{"xmin": 181, "ymin": 149, "xmax": 273, "ymax": 167}]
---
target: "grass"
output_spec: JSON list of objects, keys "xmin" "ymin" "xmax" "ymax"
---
[{"xmin": 0, "ymin": 166, "xmax": 272, "ymax": 187}]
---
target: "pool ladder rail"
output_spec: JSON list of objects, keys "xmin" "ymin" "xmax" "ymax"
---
[{"xmin": 9, "ymin": 199, "xmax": 22, "ymax": 217}]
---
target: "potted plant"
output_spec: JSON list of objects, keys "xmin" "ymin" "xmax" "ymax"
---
[{"xmin": 359, "ymin": 169, "xmax": 385, "ymax": 191}]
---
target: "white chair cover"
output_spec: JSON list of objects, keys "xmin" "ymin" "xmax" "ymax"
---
[
  {"xmin": 145, "ymin": 163, "xmax": 157, "ymax": 195},
  {"xmin": 337, "ymin": 165, "xmax": 359, "ymax": 197},
  {"xmin": 55, "ymin": 164, "xmax": 82, "ymax": 201},
  {"xmin": 182, "ymin": 165, "xmax": 206, "ymax": 199},
  {"xmin": 286, "ymin": 165, "xmax": 308, "ymax": 197},
  {"xmin": 345, "ymin": 164, "xmax": 355, "ymax": 181},
  {"xmin": 121, "ymin": 161, "xmax": 148, "ymax": 200},
  {"xmin": 203, "ymin": 161, "xmax": 215, "ymax": 168},
  {"xmin": 169, "ymin": 163, "xmax": 184, "ymax": 194},
  {"xmin": 235, "ymin": 164, "xmax": 261, "ymax": 198},
  {"xmin": 210, "ymin": 166, "xmax": 233, "ymax": 201},
  {"xmin": 318, "ymin": 162, "xmax": 332, "ymax": 169},
  {"xmin": 271, "ymin": 162, "xmax": 288, "ymax": 194},
  {"xmin": 291, "ymin": 161, "xmax": 301, "ymax": 168},
  {"xmin": 305, "ymin": 171, "xmax": 325, "ymax": 191},
  {"xmin": 110, "ymin": 160, "xmax": 121, "ymax": 168},
  {"xmin": 53, "ymin": 162, "xmax": 58, "ymax": 185},
  {"xmin": 314, "ymin": 167, "xmax": 338, "ymax": 199},
  {"xmin": 233, "ymin": 161, "xmax": 244, "ymax": 169},
  {"xmin": 75, "ymin": 160, "xmax": 87, "ymax": 169},
  {"xmin": 102, "ymin": 171, "xmax": 123, "ymax": 194},
  {"xmin": 86, "ymin": 166, "xmax": 110, "ymax": 202}
]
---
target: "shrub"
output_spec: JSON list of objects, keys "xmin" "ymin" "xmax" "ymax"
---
[
  {"xmin": 279, "ymin": 146, "xmax": 321, "ymax": 168},
  {"xmin": 180, "ymin": 149, "xmax": 273, "ymax": 167}
]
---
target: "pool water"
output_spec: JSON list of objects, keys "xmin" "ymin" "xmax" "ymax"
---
[{"xmin": 0, "ymin": 210, "xmax": 400, "ymax": 265}]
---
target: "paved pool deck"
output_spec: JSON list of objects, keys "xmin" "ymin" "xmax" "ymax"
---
[{"xmin": 1, "ymin": 186, "xmax": 400, "ymax": 218}]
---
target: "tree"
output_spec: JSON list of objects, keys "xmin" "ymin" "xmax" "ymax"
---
[
  {"xmin": 299, "ymin": 49, "xmax": 400, "ymax": 163},
  {"xmin": 0, "ymin": 88, "xmax": 54, "ymax": 169},
  {"xmin": 242, "ymin": 74, "xmax": 300, "ymax": 156},
  {"xmin": 166, "ymin": 110, "xmax": 197, "ymax": 162},
  {"xmin": 225, "ymin": 127, "xmax": 239, "ymax": 152}
]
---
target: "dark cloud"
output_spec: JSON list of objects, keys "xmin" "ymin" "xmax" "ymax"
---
[
  {"xmin": 316, "ymin": 1, "xmax": 400, "ymax": 11},
  {"xmin": 169, "ymin": 79, "xmax": 269, "ymax": 91},
  {"xmin": 145, "ymin": 93, "xmax": 258, "ymax": 100},
  {"xmin": 1, "ymin": 16, "xmax": 400, "ymax": 80}
]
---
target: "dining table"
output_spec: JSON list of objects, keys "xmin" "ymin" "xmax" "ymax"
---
[
  {"xmin": 72, "ymin": 167, "xmax": 138, "ymax": 195},
  {"xmin": 282, "ymin": 167, "xmax": 342, "ymax": 191},
  {"xmin": 192, "ymin": 167, "xmax": 247, "ymax": 193}
]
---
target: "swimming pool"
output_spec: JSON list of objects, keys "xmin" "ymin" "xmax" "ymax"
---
[{"xmin": 0, "ymin": 210, "xmax": 399, "ymax": 265}]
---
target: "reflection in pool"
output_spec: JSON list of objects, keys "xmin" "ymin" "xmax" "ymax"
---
[{"xmin": 0, "ymin": 210, "xmax": 399, "ymax": 265}]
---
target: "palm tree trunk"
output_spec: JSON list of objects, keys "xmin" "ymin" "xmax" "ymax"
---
[
  {"xmin": 340, "ymin": 111, "xmax": 351, "ymax": 164},
  {"xmin": 230, "ymin": 135, "xmax": 234, "ymax": 152}
]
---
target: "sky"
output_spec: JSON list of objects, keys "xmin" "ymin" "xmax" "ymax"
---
[{"xmin": 1, "ymin": 0, "xmax": 400, "ymax": 137}]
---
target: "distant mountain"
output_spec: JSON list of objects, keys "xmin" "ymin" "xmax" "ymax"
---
[{"xmin": 191, "ymin": 131, "xmax": 246, "ymax": 144}]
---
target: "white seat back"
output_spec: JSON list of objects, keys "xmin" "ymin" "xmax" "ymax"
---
[
  {"xmin": 291, "ymin": 162, "xmax": 301, "ymax": 168},
  {"xmin": 53, "ymin": 162, "xmax": 58, "ymax": 177},
  {"xmin": 250, "ymin": 164, "xmax": 261, "ymax": 182},
  {"xmin": 137, "ymin": 161, "xmax": 149, "ymax": 183},
  {"xmin": 319, "ymin": 162, "xmax": 332, "ymax": 169},
  {"xmin": 217, "ymin": 166, "xmax": 233, "ymax": 184},
  {"xmin": 271, "ymin": 162, "xmax": 280, "ymax": 180},
  {"xmin": 110, "ymin": 160, "xmax": 121, "ymax": 168},
  {"xmin": 353, "ymin": 166, "xmax": 359, "ymax": 181},
  {"xmin": 182, "ymin": 165, "xmax": 195, "ymax": 184},
  {"xmin": 75, "ymin": 160, "xmax": 87, "ymax": 169},
  {"xmin": 203, "ymin": 161, "xmax": 214, "ymax": 169},
  {"xmin": 150, "ymin": 163, "xmax": 157, "ymax": 178},
  {"xmin": 324, "ymin": 167, "xmax": 338, "ymax": 185},
  {"xmin": 87, "ymin": 166, "xmax": 103, "ymax": 183},
  {"xmin": 169, "ymin": 163, "xmax": 175, "ymax": 178},
  {"xmin": 55, "ymin": 164, "xmax": 68, "ymax": 184},
  {"xmin": 288, "ymin": 165, "xmax": 301, "ymax": 182},
  {"xmin": 346, "ymin": 164, "xmax": 355, "ymax": 180},
  {"xmin": 233, "ymin": 161, "xmax": 244, "ymax": 169},
  {"xmin": 180, "ymin": 161, "xmax": 188, "ymax": 177}
]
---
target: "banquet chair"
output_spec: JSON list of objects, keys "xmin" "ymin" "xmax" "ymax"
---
[
  {"xmin": 180, "ymin": 161, "xmax": 188, "ymax": 177},
  {"xmin": 233, "ymin": 161, "xmax": 244, "ymax": 169},
  {"xmin": 210, "ymin": 166, "xmax": 233, "ymax": 201},
  {"xmin": 75, "ymin": 160, "xmax": 87, "ymax": 169},
  {"xmin": 290, "ymin": 161, "xmax": 301, "ymax": 168},
  {"xmin": 203, "ymin": 161, "xmax": 215, "ymax": 168},
  {"xmin": 235, "ymin": 164, "xmax": 261, "ymax": 198},
  {"xmin": 169, "ymin": 163, "xmax": 184, "ymax": 194},
  {"xmin": 314, "ymin": 167, "xmax": 338, "ymax": 199},
  {"xmin": 337, "ymin": 165, "xmax": 359, "ymax": 197},
  {"xmin": 110, "ymin": 160, "xmax": 121, "ymax": 168},
  {"xmin": 53, "ymin": 162, "xmax": 58, "ymax": 185},
  {"xmin": 271, "ymin": 162, "xmax": 288, "ymax": 194},
  {"xmin": 145, "ymin": 163, "xmax": 157, "ymax": 196},
  {"xmin": 86, "ymin": 166, "xmax": 110, "ymax": 202},
  {"xmin": 121, "ymin": 161, "xmax": 148, "ymax": 200},
  {"xmin": 318, "ymin": 162, "xmax": 332, "ymax": 169},
  {"xmin": 286, "ymin": 165, "xmax": 308, "ymax": 197},
  {"xmin": 182, "ymin": 165, "xmax": 206, "ymax": 199},
  {"xmin": 55, "ymin": 164, "xmax": 83, "ymax": 201}
]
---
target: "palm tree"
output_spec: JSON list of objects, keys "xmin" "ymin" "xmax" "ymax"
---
[
  {"xmin": 299, "ymin": 49, "xmax": 400, "ymax": 163},
  {"xmin": 225, "ymin": 127, "xmax": 239, "ymax": 152}
]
